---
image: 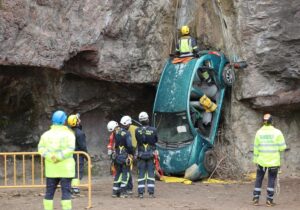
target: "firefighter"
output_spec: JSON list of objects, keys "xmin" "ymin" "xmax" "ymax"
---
[
  {"xmin": 176, "ymin": 25, "xmax": 199, "ymax": 57},
  {"xmin": 107, "ymin": 120, "xmax": 134, "ymax": 198},
  {"xmin": 120, "ymin": 115, "xmax": 137, "ymax": 195},
  {"xmin": 38, "ymin": 110, "xmax": 75, "ymax": 210},
  {"xmin": 107, "ymin": 128, "xmax": 117, "ymax": 177},
  {"xmin": 67, "ymin": 114, "xmax": 88, "ymax": 195},
  {"xmin": 135, "ymin": 112, "xmax": 158, "ymax": 198},
  {"xmin": 252, "ymin": 113, "xmax": 286, "ymax": 207}
]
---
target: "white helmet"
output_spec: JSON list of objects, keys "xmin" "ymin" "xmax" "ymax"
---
[
  {"xmin": 120, "ymin": 115, "xmax": 132, "ymax": 126},
  {"xmin": 107, "ymin": 121, "xmax": 118, "ymax": 132},
  {"xmin": 139, "ymin": 111, "xmax": 149, "ymax": 122}
]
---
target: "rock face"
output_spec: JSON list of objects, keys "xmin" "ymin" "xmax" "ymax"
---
[
  {"xmin": 0, "ymin": 0, "xmax": 300, "ymax": 176},
  {"xmin": 0, "ymin": 0, "xmax": 175, "ymax": 82}
]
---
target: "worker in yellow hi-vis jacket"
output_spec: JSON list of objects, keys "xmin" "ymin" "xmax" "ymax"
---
[
  {"xmin": 252, "ymin": 114, "xmax": 286, "ymax": 207},
  {"xmin": 38, "ymin": 110, "xmax": 75, "ymax": 210}
]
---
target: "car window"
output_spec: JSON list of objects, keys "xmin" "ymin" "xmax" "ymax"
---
[{"xmin": 154, "ymin": 112, "xmax": 194, "ymax": 143}]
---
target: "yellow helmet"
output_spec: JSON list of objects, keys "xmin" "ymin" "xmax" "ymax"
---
[
  {"xmin": 67, "ymin": 114, "xmax": 79, "ymax": 127},
  {"xmin": 181, "ymin": 25, "xmax": 190, "ymax": 35}
]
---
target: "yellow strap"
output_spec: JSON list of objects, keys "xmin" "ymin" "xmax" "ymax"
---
[{"xmin": 143, "ymin": 144, "xmax": 148, "ymax": 150}]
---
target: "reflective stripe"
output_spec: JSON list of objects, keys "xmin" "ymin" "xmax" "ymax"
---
[
  {"xmin": 42, "ymin": 152, "xmax": 50, "ymax": 157},
  {"xmin": 267, "ymin": 195, "xmax": 274, "ymax": 199},
  {"xmin": 259, "ymin": 143, "xmax": 285, "ymax": 147},
  {"xmin": 59, "ymin": 151, "xmax": 64, "ymax": 159},
  {"xmin": 138, "ymin": 185, "xmax": 145, "ymax": 188},
  {"xmin": 147, "ymin": 184, "xmax": 155, "ymax": 187},
  {"xmin": 254, "ymin": 188, "xmax": 261, "ymax": 191},
  {"xmin": 267, "ymin": 188, "xmax": 274, "ymax": 192},
  {"xmin": 147, "ymin": 177, "xmax": 155, "ymax": 181},
  {"xmin": 120, "ymin": 184, "xmax": 126, "ymax": 187},
  {"xmin": 258, "ymin": 150, "xmax": 278, "ymax": 153},
  {"xmin": 254, "ymin": 195, "xmax": 259, "ymax": 198},
  {"xmin": 113, "ymin": 187, "xmax": 119, "ymax": 190},
  {"xmin": 114, "ymin": 181, "xmax": 120, "ymax": 184},
  {"xmin": 138, "ymin": 178, "xmax": 146, "ymax": 182}
]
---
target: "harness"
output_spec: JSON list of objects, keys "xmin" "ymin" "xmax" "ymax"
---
[{"xmin": 138, "ymin": 127, "xmax": 155, "ymax": 160}]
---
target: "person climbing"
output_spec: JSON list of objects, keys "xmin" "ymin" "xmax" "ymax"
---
[
  {"xmin": 176, "ymin": 25, "xmax": 199, "ymax": 57},
  {"xmin": 252, "ymin": 113, "xmax": 286, "ymax": 207},
  {"xmin": 38, "ymin": 110, "xmax": 75, "ymax": 210},
  {"xmin": 107, "ymin": 120, "xmax": 134, "ymax": 198},
  {"xmin": 120, "ymin": 115, "xmax": 137, "ymax": 195},
  {"xmin": 135, "ymin": 112, "xmax": 158, "ymax": 198},
  {"xmin": 67, "ymin": 113, "xmax": 88, "ymax": 196}
]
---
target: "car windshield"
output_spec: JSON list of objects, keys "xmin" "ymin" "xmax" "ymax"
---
[{"xmin": 154, "ymin": 112, "xmax": 194, "ymax": 144}]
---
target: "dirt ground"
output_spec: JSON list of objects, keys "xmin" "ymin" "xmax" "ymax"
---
[{"xmin": 0, "ymin": 176, "xmax": 299, "ymax": 210}]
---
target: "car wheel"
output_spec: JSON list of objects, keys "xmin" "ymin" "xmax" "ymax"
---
[
  {"xmin": 203, "ymin": 150, "xmax": 217, "ymax": 174},
  {"xmin": 222, "ymin": 64, "xmax": 235, "ymax": 86}
]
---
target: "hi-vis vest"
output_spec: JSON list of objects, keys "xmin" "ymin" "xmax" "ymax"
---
[
  {"xmin": 38, "ymin": 125, "xmax": 75, "ymax": 178},
  {"xmin": 179, "ymin": 37, "xmax": 193, "ymax": 53},
  {"xmin": 253, "ymin": 125, "xmax": 286, "ymax": 167}
]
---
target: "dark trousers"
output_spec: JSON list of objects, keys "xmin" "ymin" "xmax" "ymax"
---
[
  {"xmin": 127, "ymin": 173, "xmax": 133, "ymax": 191},
  {"xmin": 45, "ymin": 178, "xmax": 72, "ymax": 200},
  {"xmin": 112, "ymin": 163, "xmax": 130, "ymax": 195},
  {"xmin": 253, "ymin": 165, "xmax": 278, "ymax": 201},
  {"xmin": 137, "ymin": 158, "xmax": 155, "ymax": 194},
  {"xmin": 74, "ymin": 155, "xmax": 85, "ymax": 180}
]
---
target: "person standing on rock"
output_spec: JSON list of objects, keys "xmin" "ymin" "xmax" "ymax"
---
[
  {"xmin": 107, "ymin": 120, "xmax": 134, "ymax": 198},
  {"xmin": 176, "ymin": 25, "xmax": 199, "ymax": 57},
  {"xmin": 252, "ymin": 113, "xmax": 286, "ymax": 207},
  {"xmin": 38, "ymin": 110, "xmax": 75, "ymax": 210},
  {"xmin": 135, "ymin": 111, "xmax": 158, "ymax": 198},
  {"xmin": 67, "ymin": 113, "xmax": 88, "ymax": 196}
]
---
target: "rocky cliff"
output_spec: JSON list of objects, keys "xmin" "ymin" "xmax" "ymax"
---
[{"xmin": 0, "ymin": 0, "xmax": 299, "ymax": 176}]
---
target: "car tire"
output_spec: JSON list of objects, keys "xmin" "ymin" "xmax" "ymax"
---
[
  {"xmin": 222, "ymin": 64, "xmax": 235, "ymax": 86},
  {"xmin": 203, "ymin": 150, "xmax": 217, "ymax": 174}
]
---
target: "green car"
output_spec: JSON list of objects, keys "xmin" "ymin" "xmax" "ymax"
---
[{"xmin": 153, "ymin": 51, "xmax": 239, "ymax": 180}]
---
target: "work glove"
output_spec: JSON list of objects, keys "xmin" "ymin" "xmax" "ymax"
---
[
  {"xmin": 153, "ymin": 150, "xmax": 159, "ymax": 156},
  {"xmin": 111, "ymin": 151, "xmax": 116, "ymax": 160},
  {"xmin": 51, "ymin": 155, "xmax": 59, "ymax": 163},
  {"xmin": 134, "ymin": 150, "xmax": 138, "ymax": 160},
  {"xmin": 107, "ymin": 149, "xmax": 112, "ymax": 156}
]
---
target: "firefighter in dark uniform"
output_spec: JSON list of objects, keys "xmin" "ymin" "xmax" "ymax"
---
[
  {"xmin": 107, "ymin": 120, "xmax": 134, "ymax": 198},
  {"xmin": 67, "ymin": 114, "xmax": 88, "ymax": 195},
  {"xmin": 135, "ymin": 111, "xmax": 158, "ymax": 198}
]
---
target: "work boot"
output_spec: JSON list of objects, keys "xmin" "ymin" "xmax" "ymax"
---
[
  {"xmin": 120, "ymin": 193, "xmax": 128, "ymax": 198},
  {"xmin": 111, "ymin": 192, "xmax": 120, "ymax": 198},
  {"xmin": 71, "ymin": 187, "xmax": 80, "ymax": 195},
  {"xmin": 266, "ymin": 200, "xmax": 276, "ymax": 207},
  {"xmin": 252, "ymin": 198, "xmax": 259, "ymax": 206},
  {"xmin": 138, "ymin": 193, "xmax": 143, "ymax": 199},
  {"xmin": 149, "ymin": 193, "xmax": 155, "ymax": 198}
]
